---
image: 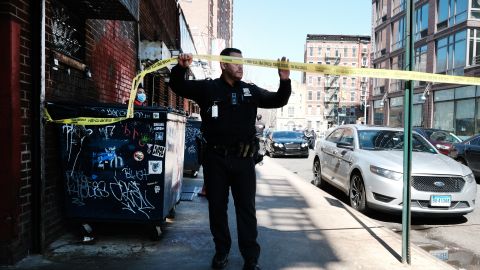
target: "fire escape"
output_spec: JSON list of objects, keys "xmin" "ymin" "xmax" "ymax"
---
[{"xmin": 323, "ymin": 52, "xmax": 341, "ymax": 122}]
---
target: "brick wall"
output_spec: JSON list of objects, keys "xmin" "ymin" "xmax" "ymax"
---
[
  {"xmin": 0, "ymin": 0, "xmax": 34, "ymax": 264},
  {"xmin": 43, "ymin": 4, "xmax": 138, "ymax": 251},
  {"xmin": 139, "ymin": 0, "xmax": 186, "ymax": 111},
  {"xmin": 0, "ymin": 0, "xmax": 180, "ymax": 264}
]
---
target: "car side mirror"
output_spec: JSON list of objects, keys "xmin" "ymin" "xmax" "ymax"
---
[{"xmin": 337, "ymin": 141, "xmax": 354, "ymax": 150}]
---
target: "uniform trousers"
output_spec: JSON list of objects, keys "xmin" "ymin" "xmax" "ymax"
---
[{"xmin": 202, "ymin": 147, "xmax": 260, "ymax": 263}]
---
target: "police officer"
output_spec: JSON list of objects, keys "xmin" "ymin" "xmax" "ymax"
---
[{"xmin": 169, "ymin": 48, "xmax": 291, "ymax": 270}]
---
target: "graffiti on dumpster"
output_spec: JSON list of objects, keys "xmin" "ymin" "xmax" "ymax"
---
[
  {"xmin": 62, "ymin": 124, "xmax": 94, "ymax": 172},
  {"xmin": 109, "ymin": 175, "xmax": 155, "ymax": 219},
  {"xmin": 65, "ymin": 169, "xmax": 155, "ymax": 218},
  {"xmin": 185, "ymin": 125, "xmax": 201, "ymax": 154},
  {"xmin": 57, "ymin": 113, "xmax": 180, "ymax": 220}
]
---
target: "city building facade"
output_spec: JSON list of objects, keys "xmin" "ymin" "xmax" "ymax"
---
[
  {"xmin": 179, "ymin": 0, "xmax": 234, "ymax": 78},
  {"xmin": 275, "ymin": 80, "xmax": 307, "ymax": 131},
  {"xmin": 370, "ymin": 0, "xmax": 480, "ymax": 138},
  {"xmin": 304, "ymin": 35, "xmax": 372, "ymax": 132}
]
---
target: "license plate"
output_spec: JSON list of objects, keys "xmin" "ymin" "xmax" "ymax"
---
[
  {"xmin": 430, "ymin": 195, "xmax": 451, "ymax": 207},
  {"xmin": 429, "ymin": 249, "xmax": 449, "ymax": 261}
]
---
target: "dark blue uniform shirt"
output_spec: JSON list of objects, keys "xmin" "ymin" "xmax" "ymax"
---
[{"xmin": 169, "ymin": 65, "xmax": 291, "ymax": 145}]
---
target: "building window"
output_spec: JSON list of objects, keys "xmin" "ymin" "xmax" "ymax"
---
[
  {"xmin": 343, "ymin": 77, "xmax": 347, "ymax": 87},
  {"xmin": 352, "ymin": 47, "xmax": 357, "ymax": 57},
  {"xmin": 414, "ymin": 45, "xmax": 427, "ymax": 72},
  {"xmin": 472, "ymin": 0, "xmax": 480, "ymax": 19},
  {"xmin": 415, "ymin": 3, "xmax": 429, "ymax": 41},
  {"xmin": 308, "ymin": 91, "xmax": 313, "ymax": 100},
  {"xmin": 392, "ymin": 0, "xmax": 406, "ymax": 16},
  {"xmin": 436, "ymin": 30, "xmax": 467, "ymax": 75},
  {"xmin": 374, "ymin": 100, "xmax": 384, "ymax": 125},
  {"xmin": 316, "ymin": 91, "xmax": 321, "ymax": 100},
  {"xmin": 309, "ymin": 47, "xmax": 314, "ymax": 56},
  {"xmin": 317, "ymin": 47, "xmax": 322, "ymax": 56},
  {"xmin": 373, "ymin": 61, "xmax": 387, "ymax": 95},
  {"xmin": 375, "ymin": 0, "xmax": 388, "ymax": 26},
  {"xmin": 308, "ymin": 76, "xmax": 313, "ymax": 85},
  {"xmin": 350, "ymin": 91, "xmax": 356, "ymax": 102},
  {"xmin": 288, "ymin": 106, "xmax": 295, "ymax": 117},
  {"xmin": 468, "ymin": 29, "xmax": 480, "ymax": 66},
  {"xmin": 375, "ymin": 27, "xmax": 387, "ymax": 57},
  {"xmin": 390, "ymin": 53, "xmax": 404, "ymax": 92},
  {"xmin": 317, "ymin": 76, "xmax": 322, "ymax": 85},
  {"xmin": 344, "ymin": 47, "xmax": 348, "ymax": 57},
  {"xmin": 391, "ymin": 17, "xmax": 406, "ymax": 51},
  {"xmin": 437, "ymin": 0, "xmax": 467, "ymax": 31},
  {"xmin": 326, "ymin": 47, "xmax": 331, "ymax": 57},
  {"xmin": 351, "ymin": 78, "xmax": 356, "ymax": 87},
  {"xmin": 389, "ymin": 96, "xmax": 404, "ymax": 127},
  {"xmin": 307, "ymin": 105, "xmax": 312, "ymax": 115}
]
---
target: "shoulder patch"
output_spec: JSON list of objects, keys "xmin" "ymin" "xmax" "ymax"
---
[{"xmin": 242, "ymin": 87, "xmax": 252, "ymax": 97}]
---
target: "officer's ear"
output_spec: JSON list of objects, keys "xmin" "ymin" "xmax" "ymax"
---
[{"xmin": 220, "ymin": 62, "xmax": 227, "ymax": 71}]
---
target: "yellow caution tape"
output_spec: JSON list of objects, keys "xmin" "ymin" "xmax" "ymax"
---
[
  {"xmin": 45, "ymin": 54, "xmax": 480, "ymax": 125},
  {"xmin": 196, "ymin": 54, "xmax": 480, "ymax": 86},
  {"xmin": 44, "ymin": 58, "xmax": 177, "ymax": 125}
]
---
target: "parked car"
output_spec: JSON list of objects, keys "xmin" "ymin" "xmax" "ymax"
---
[
  {"xmin": 312, "ymin": 124, "xmax": 476, "ymax": 216},
  {"xmin": 449, "ymin": 134, "xmax": 480, "ymax": 177},
  {"xmin": 265, "ymin": 130, "xmax": 309, "ymax": 158},
  {"xmin": 413, "ymin": 127, "xmax": 463, "ymax": 155}
]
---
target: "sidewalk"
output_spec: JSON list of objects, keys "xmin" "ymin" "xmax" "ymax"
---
[{"xmin": 8, "ymin": 158, "xmax": 454, "ymax": 270}]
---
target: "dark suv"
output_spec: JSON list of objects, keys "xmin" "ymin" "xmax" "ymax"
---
[
  {"xmin": 449, "ymin": 134, "xmax": 480, "ymax": 177},
  {"xmin": 413, "ymin": 127, "xmax": 463, "ymax": 155}
]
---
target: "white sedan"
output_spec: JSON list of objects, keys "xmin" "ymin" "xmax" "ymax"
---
[{"xmin": 312, "ymin": 124, "xmax": 477, "ymax": 216}]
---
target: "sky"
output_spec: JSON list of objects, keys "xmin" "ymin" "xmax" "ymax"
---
[{"xmin": 233, "ymin": 0, "xmax": 372, "ymax": 88}]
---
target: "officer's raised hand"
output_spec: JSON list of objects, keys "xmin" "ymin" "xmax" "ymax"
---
[
  {"xmin": 278, "ymin": 56, "xmax": 290, "ymax": 81},
  {"xmin": 178, "ymin": 53, "xmax": 193, "ymax": 68}
]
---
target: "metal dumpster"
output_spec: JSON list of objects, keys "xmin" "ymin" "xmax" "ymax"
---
[
  {"xmin": 183, "ymin": 117, "xmax": 202, "ymax": 177},
  {"xmin": 47, "ymin": 102, "xmax": 186, "ymax": 239}
]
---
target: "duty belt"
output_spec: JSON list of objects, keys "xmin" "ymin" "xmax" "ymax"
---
[{"xmin": 208, "ymin": 141, "xmax": 258, "ymax": 158}]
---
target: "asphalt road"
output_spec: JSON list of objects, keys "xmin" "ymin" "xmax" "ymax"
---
[{"xmin": 268, "ymin": 149, "xmax": 480, "ymax": 270}]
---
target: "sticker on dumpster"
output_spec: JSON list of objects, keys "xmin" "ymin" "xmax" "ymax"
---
[
  {"xmin": 133, "ymin": 151, "xmax": 145, "ymax": 161},
  {"xmin": 153, "ymin": 113, "xmax": 160, "ymax": 119},
  {"xmin": 151, "ymin": 145, "xmax": 165, "ymax": 158},
  {"xmin": 154, "ymin": 186, "xmax": 161, "ymax": 193},
  {"xmin": 149, "ymin": 160, "xmax": 162, "ymax": 174},
  {"xmin": 155, "ymin": 132, "xmax": 164, "ymax": 141}
]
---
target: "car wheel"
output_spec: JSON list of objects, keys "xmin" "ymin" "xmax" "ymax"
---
[
  {"xmin": 312, "ymin": 158, "xmax": 325, "ymax": 188},
  {"xmin": 349, "ymin": 173, "xmax": 368, "ymax": 213}
]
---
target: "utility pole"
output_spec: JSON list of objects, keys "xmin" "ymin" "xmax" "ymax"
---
[
  {"xmin": 363, "ymin": 98, "xmax": 369, "ymax": 124},
  {"xmin": 402, "ymin": 0, "xmax": 414, "ymax": 265}
]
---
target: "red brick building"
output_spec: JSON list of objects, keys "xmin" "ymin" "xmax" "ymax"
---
[{"xmin": 0, "ymin": 0, "xmax": 193, "ymax": 264}]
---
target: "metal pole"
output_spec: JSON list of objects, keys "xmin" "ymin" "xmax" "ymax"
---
[
  {"xmin": 363, "ymin": 99, "xmax": 368, "ymax": 124},
  {"xmin": 402, "ymin": 0, "xmax": 414, "ymax": 264}
]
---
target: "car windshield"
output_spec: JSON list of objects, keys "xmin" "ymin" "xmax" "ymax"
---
[
  {"xmin": 424, "ymin": 130, "xmax": 462, "ymax": 143},
  {"xmin": 272, "ymin": 131, "xmax": 303, "ymax": 139},
  {"xmin": 358, "ymin": 130, "xmax": 437, "ymax": 153}
]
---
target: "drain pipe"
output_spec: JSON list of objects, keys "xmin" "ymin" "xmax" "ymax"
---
[{"xmin": 31, "ymin": 0, "xmax": 46, "ymax": 253}]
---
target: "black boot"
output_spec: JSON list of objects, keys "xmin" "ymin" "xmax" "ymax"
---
[
  {"xmin": 243, "ymin": 261, "xmax": 261, "ymax": 270},
  {"xmin": 211, "ymin": 252, "xmax": 229, "ymax": 269}
]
